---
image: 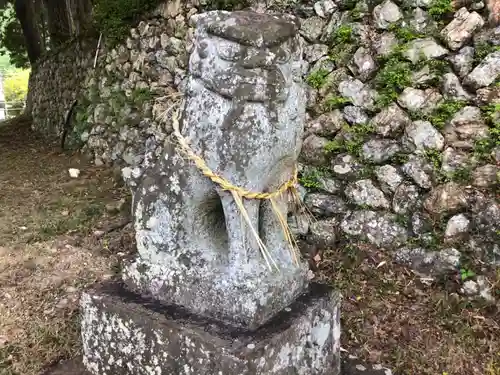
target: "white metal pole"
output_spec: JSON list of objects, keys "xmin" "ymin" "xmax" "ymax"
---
[{"xmin": 0, "ymin": 73, "xmax": 6, "ymax": 120}]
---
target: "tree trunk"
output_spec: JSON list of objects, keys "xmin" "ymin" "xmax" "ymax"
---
[
  {"xmin": 14, "ymin": 0, "xmax": 42, "ymax": 65},
  {"xmin": 75, "ymin": 0, "xmax": 92, "ymax": 34},
  {"xmin": 43, "ymin": 0, "xmax": 71, "ymax": 45}
]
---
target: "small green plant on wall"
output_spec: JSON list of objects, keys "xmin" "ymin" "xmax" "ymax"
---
[
  {"xmin": 328, "ymin": 24, "xmax": 358, "ymax": 65},
  {"xmin": 93, "ymin": 0, "xmax": 164, "ymax": 44},
  {"xmin": 473, "ymin": 41, "xmax": 500, "ymax": 64},
  {"xmin": 203, "ymin": 0, "xmax": 251, "ymax": 10},
  {"xmin": 374, "ymin": 51, "xmax": 412, "ymax": 107},
  {"xmin": 460, "ymin": 268, "xmax": 475, "ymax": 281},
  {"xmin": 131, "ymin": 87, "xmax": 154, "ymax": 105},
  {"xmin": 306, "ymin": 68, "xmax": 331, "ymax": 89},
  {"xmin": 298, "ymin": 168, "xmax": 327, "ymax": 189},
  {"xmin": 428, "ymin": 0, "xmax": 453, "ymax": 20},
  {"xmin": 388, "ymin": 22, "xmax": 424, "ymax": 42},
  {"xmin": 473, "ymin": 103, "xmax": 500, "ymax": 161}
]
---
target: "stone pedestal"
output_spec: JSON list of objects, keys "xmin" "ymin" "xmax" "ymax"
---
[
  {"xmin": 80, "ymin": 10, "xmax": 341, "ymax": 375},
  {"xmin": 81, "ymin": 282, "xmax": 340, "ymax": 375}
]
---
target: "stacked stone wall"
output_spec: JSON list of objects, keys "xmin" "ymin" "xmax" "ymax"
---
[{"xmin": 28, "ymin": 0, "xmax": 500, "ymax": 296}]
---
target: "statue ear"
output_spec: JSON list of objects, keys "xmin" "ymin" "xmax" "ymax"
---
[{"xmin": 189, "ymin": 11, "xmax": 231, "ymax": 29}]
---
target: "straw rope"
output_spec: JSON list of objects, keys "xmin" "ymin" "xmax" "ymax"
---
[{"xmin": 168, "ymin": 101, "xmax": 304, "ymax": 271}]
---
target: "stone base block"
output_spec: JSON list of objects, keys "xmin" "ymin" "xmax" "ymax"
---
[{"xmin": 80, "ymin": 282, "xmax": 341, "ymax": 375}]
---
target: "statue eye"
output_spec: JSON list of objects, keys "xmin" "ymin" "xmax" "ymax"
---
[
  {"xmin": 274, "ymin": 48, "xmax": 291, "ymax": 65},
  {"xmin": 197, "ymin": 40, "xmax": 209, "ymax": 58},
  {"xmin": 217, "ymin": 41, "xmax": 243, "ymax": 61}
]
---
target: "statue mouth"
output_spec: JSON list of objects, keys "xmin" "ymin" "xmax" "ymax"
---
[{"xmin": 192, "ymin": 65, "xmax": 288, "ymax": 103}]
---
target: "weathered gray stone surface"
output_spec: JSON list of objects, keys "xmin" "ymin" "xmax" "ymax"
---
[
  {"xmin": 464, "ymin": 51, "xmax": 500, "ymax": 88},
  {"xmin": 395, "ymin": 247, "xmax": 461, "ymax": 276},
  {"xmin": 123, "ymin": 11, "xmax": 309, "ymax": 330},
  {"xmin": 403, "ymin": 38, "xmax": 449, "ymax": 64},
  {"xmin": 338, "ymin": 78, "xmax": 377, "ymax": 110},
  {"xmin": 397, "ymin": 88, "xmax": 442, "ymax": 113},
  {"xmin": 448, "ymin": 46, "xmax": 475, "ymax": 77},
  {"xmin": 375, "ymin": 165, "xmax": 404, "ymax": 193},
  {"xmin": 445, "ymin": 213, "xmax": 470, "ymax": 239},
  {"xmin": 403, "ymin": 120, "xmax": 444, "ymax": 152},
  {"xmin": 402, "ymin": 154, "xmax": 434, "ymax": 189},
  {"xmin": 361, "ymin": 139, "xmax": 401, "ymax": 163},
  {"xmin": 442, "ymin": 72, "xmax": 473, "ymax": 101},
  {"xmin": 341, "ymin": 210, "xmax": 408, "ymax": 248},
  {"xmin": 81, "ymin": 282, "xmax": 341, "ymax": 375},
  {"xmin": 301, "ymin": 134, "xmax": 330, "ymax": 166},
  {"xmin": 345, "ymin": 179, "xmax": 390, "ymax": 209},
  {"xmin": 350, "ymin": 48, "xmax": 377, "ymax": 82},
  {"xmin": 373, "ymin": 0, "xmax": 403, "ymax": 29},
  {"xmin": 46, "ymin": 349, "xmax": 388, "ymax": 375},
  {"xmin": 444, "ymin": 106, "xmax": 489, "ymax": 149},
  {"xmin": 304, "ymin": 193, "xmax": 348, "ymax": 217},
  {"xmin": 441, "ymin": 8, "xmax": 484, "ymax": 50},
  {"xmin": 370, "ymin": 103, "xmax": 411, "ymax": 137}
]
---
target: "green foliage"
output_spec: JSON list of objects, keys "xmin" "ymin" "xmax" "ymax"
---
[
  {"xmin": 324, "ymin": 123, "xmax": 374, "ymax": 157},
  {"xmin": 3, "ymin": 69, "xmax": 30, "ymax": 104},
  {"xmin": 0, "ymin": 53, "xmax": 11, "ymax": 71},
  {"xmin": 428, "ymin": 0, "xmax": 453, "ymax": 20},
  {"xmin": 388, "ymin": 22, "xmax": 425, "ymax": 42},
  {"xmin": 473, "ymin": 103, "xmax": 500, "ymax": 160},
  {"xmin": 446, "ymin": 166, "xmax": 472, "ymax": 183},
  {"xmin": 474, "ymin": 42, "xmax": 500, "ymax": 64},
  {"xmin": 202, "ymin": 0, "xmax": 251, "ymax": 11},
  {"xmin": 374, "ymin": 51, "xmax": 412, "ymax": 107},
  {"xmin": 324, "ymin": 139, "xmax": 345, "ymax": 154},
  {"xmin": 328, "ymin": 25, "xmax": 357, "ymax": 65},
  {"xmin": 68, "ymin": 97, "xmax": 93, "ymax": 149},
  {"xmin": 306, "ymin": 68, "xmax": 330, "ymax": 89},
  {"xmin": 482, "ymin": 103, "xmax": 500, "ymax": 124},
  {"xmin": 323, "ymin": 95, "xmax": 351, "ymax": 110},
  {"xmin": 389, "ymin": 151, "xmax": 410, "ymax": 165},
  {"xmin": 329, "ymin": 43, "xmax": 357, "ymax": 65},
  {"xmin": 460, "ymin": 268, "xmax": 476, "ymax": 281},
  {"xmin": 424, "ymin": 148, "xmax": 442, "ymax": 170},
  {"xmin": 416, "ymin": 59, "xmax": 451, "ymax": 87},
  {"xmin": 93, "ymin": 0, "xmax": 164, "ymax": 45},
  {"xmin": 331, "ymin": 25, "xmax": 354, "ymax": 45},
  {"xmin": 131, "ymin": 87, "xmax": 154, "ymax": 105},
  {"xmin": 337, "ymin": 0, "xmax": 357, "ymax": 11},
  {"xmin": 427, "ymin": 100, "xmax": 467, "ymax": 129},
  {"xmin": 0, "ymin": 3, "xmax": 29, "ymax": 68},
  {"xmin": 298, "ymin": 168, "xmax": 327, "ymax": 189},
  {"xmin": 425, "ymin": 147, "xmax": 473, "ymax": 183}
]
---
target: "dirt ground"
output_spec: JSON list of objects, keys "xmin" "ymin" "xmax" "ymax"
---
[
  {"xmin": 0, "ymin": 116, "xmax": 134, "ymax": 375},
  {"xmin": 0, "ymin": 116, "xmax": 499, "ymax": 375}
]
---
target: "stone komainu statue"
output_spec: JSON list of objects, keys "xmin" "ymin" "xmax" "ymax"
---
[{"xmin": 123, "ymin": 11, "xmax": 309, "ymax": 329}]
